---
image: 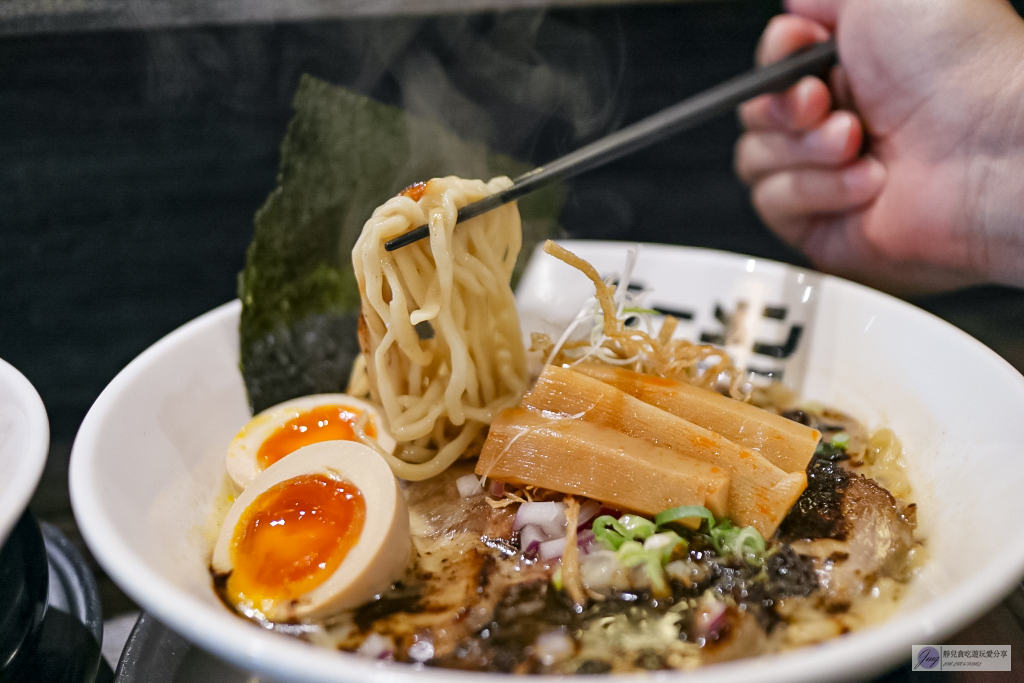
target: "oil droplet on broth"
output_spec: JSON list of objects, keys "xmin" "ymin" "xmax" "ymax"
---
[
  {"xmin": 256, "ymin": 405, "xmax": 377, "ymax": 469},
  {"xmin": 227, "ymin": 474, "xmax": 366, "ymax": 605}
]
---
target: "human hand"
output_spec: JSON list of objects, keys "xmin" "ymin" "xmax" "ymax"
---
[{"xmin": 735, "ymin": 0, "xmax": 1024, "ymax": 294}]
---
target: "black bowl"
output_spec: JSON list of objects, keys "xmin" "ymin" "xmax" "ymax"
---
[{"xmin": 0, "ymin": 510, "xmax": 49, "ymax": 677}]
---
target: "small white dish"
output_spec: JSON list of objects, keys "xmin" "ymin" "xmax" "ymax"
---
[
  {"xmin": 0, "ymin": 359, "xmax": 49, "ymax": 548},
  {"xmin": 71, "ymin": 242, "xmax": 1024, "ymax": 683}
]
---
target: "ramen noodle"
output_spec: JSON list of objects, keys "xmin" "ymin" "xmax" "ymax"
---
[{"xmin": 353, "ymin": 177, "xmax": 529, "ymax": 481}]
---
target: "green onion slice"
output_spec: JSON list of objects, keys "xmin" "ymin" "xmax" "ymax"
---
[
  {"xmin": 618, "ymin": 514, "xmax": 658, "ymax": 540},
  {"xmin": 615, "ymin": 541, "xmax": 669, "ymax": 596},
  {"xmin": 615, "ymin": 540, "xmax": 648, "ymax": 566},
  {"xmin": 654, "ymin": 505, "xmax": 715, "ymax": 528},
  {"xmin": 592, "ymin": 515, "xmax": 628, "ymax": 550},
  {"xmin": 710, "ymin": 521, "xmax": 767, "ymax": 566},
  {"xmin": 734, "ymin": 527, "xmax": 766, "ymax": 554},
  {"xmin": 644, "ymin": 531, "xmax": 686, "ymax": 561},
  {"xmin": 581, "ymin": 505, "xmax": 768, "ymax": 599}
]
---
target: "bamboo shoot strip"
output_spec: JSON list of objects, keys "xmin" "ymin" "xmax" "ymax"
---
[
  {"xmin": 523, "ymin": 365, "xmax": 806, "ymax": 537},
  {"xmin": 573, "ymin": 363, "xmax": 820, "ymax": 474},
  {"xmin": 476, "ymin": 407, "xmax": 730, "ymax": 518}
]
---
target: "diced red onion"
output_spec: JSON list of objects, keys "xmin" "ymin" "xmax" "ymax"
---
[
  {"xmin": 488, "ymin": 480, "xmax": 505, "ymax": 497},
  {"xmin": 407, "ymin": 639, "xmax": 435, "ymax": 663},
  {"xmin": 576, "ymin": 529, "xmax": 596, "ymax": 554},
  {"xmin": 357, "ymin": 633, "xmax": 395, "ymax": 660},
  {"xmin": 538, "ymin": 536, "xmax": 567, "ymax": 561},
  {"xmin": 540, "ymin": 520, "xmax": 566, "ymax": 538},
  {"xmin": 579, "ymin": 550, "xmax": 620, "ymax": 590},
  {"xmin": 533, "ymin": 631, "xmax": 574, "ymax": 665},
  {"xmin": 695, "ymin": 596, "xmax": 728, "ymax": 638},
  {"xmin": 519, "ymin": 524, "xmax": 549, "ymax": 554},
  {"xmin": 576, "ymin": 500, "xmax": 601, "ymax": 529},
  {"xmin": 513, "ymin": 501, "xmax": 565, "ymax": 532},
  {"xmin": 456, "ymin": 474, "xmax": 482, "ymax": 498}
]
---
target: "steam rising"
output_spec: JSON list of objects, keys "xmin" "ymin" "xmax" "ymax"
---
[{"xmin": 144, "ymin": 11, "xmax": 627, "ymax": 172}]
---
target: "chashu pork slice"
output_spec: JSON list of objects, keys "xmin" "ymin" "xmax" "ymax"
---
[
  {"xmin": 343, "ymin": 463, "xmax": 548, "ymax": 661},
  {"xmin": 778, "ymin": 450, "xmax": 914, "ymax": 606}
]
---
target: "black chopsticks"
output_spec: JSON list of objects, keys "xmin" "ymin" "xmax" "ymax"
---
[{"xmin": 385, "ymin": 39, "xmax": 838, "ymax": 252}]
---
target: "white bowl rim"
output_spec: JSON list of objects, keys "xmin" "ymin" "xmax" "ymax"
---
[
  {"xmin": 0, "ymin": 357, "xmax": 49, "ymax": 546},
  {"xmin": 70, "ymin": 243, "xmax": 1024, "ymax": 682}
]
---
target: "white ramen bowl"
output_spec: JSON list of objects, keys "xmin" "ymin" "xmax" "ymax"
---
[
  {"xmin": 0, "ymin": 358, "xmax": 49, "ymax": 548},
  {"xmin": 70, "ymin": 242, "xmax": 1024, "ymax": 682}
]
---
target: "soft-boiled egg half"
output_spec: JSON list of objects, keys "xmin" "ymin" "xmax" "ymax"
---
[
  {"xmin": 212, "ymin": 440, "xmax": 410, "ymax": 622},
  {"xmin": 226, "ymin": 394, "xmax": 395, "ymax": 490}
]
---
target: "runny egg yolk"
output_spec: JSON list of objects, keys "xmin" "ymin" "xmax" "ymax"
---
[
  {"xmin": 227, "ymin": 474, "xmax": 366, "ymax": 605},
  {"xmin": 256, "ymin": 405, "xmax": 377, "ymax": 470}
]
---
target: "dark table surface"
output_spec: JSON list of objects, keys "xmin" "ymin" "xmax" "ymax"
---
[{"xmin": 5, "ymin": 1, "xmax": 1024, "ymax": 678}]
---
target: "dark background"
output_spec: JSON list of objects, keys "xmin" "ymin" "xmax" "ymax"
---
[{"xmin": 4, "ymin": 0, "xmax": 1024, "ymax": 671}]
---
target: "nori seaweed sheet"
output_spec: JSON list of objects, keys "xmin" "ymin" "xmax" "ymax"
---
[{"xmin": 239, "ymin": 75, "xmax": 564, "ymax": 413}]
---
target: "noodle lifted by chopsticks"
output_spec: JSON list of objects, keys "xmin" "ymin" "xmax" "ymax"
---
[{"xmin": 354, "ymin": 176, "xmax": 529, "ymax": 480}]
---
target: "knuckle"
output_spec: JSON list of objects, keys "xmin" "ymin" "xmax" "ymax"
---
[
  {"xmin": 738, "ymin": 99, "xmax": 760, "ymax": 129},
  {"xmin": 734, "ymin": 136, "xmax": 757, "ymax": 182},
  {"xmin": 750, "ymin": 173, "xmax": 773, "ymax": 203},
  {"xmin": 751, "ymin": 173, "xmax": 791, "ymax": 223},
  {"xmin": 759, "ymin": 15, "xmax": 798, "ymax": 64},
  {"xmin": 794, "ymin": 170, "xmax": 845, "ymax": 212},
  {"xmin": 788, "ymin": 171, "xmax": 816, "ymax": 205}
]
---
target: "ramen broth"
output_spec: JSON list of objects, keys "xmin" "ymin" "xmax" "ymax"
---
[{"xmin": 210, "ymin": 402, "xmax": 920, "ymax": 673}]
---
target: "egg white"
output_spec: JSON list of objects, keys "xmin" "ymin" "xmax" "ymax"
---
[
  {"xmin": 226, "ymin": 394, "xmax": 395, "ymax": 490},
  {"xmin": 212, "ymin": 440, "xmax": 411, "ymax": 622}
]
